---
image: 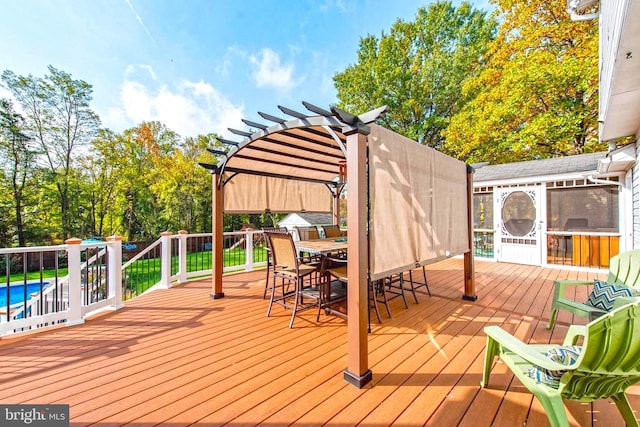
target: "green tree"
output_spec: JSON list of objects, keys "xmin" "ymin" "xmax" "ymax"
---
[
  {"xmin": 83, "ymin": 129, "xmax": 124, "ymax": 238},
  {"xmin": 0, "ymin": 99, "xmax": 35, "ymax": 246},
  {"xmin": 151, "ymin": 133, "xmax": 217, "ymax": 233},
  {"xmin": 334, "ymin": 1, "xmax": 496, "ymax": 148},
  {"xmin": 0, "ymin": 172, "xmax": 14, "ymax": 247},
  {"xmin": 1, "ymin": 66, "xmax": 101, "ymax": 241},
  {"xmin": 442, "ymin": 0, "xmax": 602, "ymax": 163},
  {"xmin": 112, "ymin": 121, "xmax": 181, "ymax": 241}
]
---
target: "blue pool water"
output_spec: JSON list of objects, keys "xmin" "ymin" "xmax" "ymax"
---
[{"xmin": 0, "ymin": 282, "xmax": 49, "ymax": 307}]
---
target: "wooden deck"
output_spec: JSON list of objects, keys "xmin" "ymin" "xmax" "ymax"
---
[{"xmin": 0, "ymin": 258, "xmax": 638, "ymax": 426}]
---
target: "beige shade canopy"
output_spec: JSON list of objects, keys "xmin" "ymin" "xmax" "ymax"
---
[
  {"xmin": 368, "ymin": 124, "xmax": 469, "ymax": 280},
  {"xmin": 204, "ymin": 102, "xmax": 470, "ymax": 281}
]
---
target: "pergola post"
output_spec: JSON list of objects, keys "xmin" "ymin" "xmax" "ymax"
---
[
  {"xmin": 211, "ymin": 171, "xmax": 224, "ymax": 299},
  {"xmin": 463, "ymin": 165, "xmax": 477, "ymax": 301},
  {"xmin": 332, "ymin": 186, "xmax": 341, "ymax": 226},
  {"xmin": 343, "ymin": 129, "xmax": 372, "ymax": 388}
]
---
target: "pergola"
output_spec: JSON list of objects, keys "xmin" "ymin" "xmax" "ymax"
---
[{"xmin": 201, "ymin": 102, "xmax": 476, "ymax": 388}]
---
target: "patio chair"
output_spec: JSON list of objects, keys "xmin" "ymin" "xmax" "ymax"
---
[
  {"xmin": 318, "ymin": 255, "xmax": 348, "ymax": 320},
  {"xmin": 294, "ymin": 226, "xmax": 321, "ymax": 264},
  {"xmin": 384, "ymin": 273, "xmax": 409, "ymax": 312},
  {"xmin": 482, "ymin": 301, "xmax": 640, "ymax": 427},
  {"xmin": 262, "ymin": 227, "xmax": 288, "ymax": 299},
  {"xmin": 318, "ymin": 255, "xmax": 388, "ymax": 332},
  {"xmin": 322, "ymin": 224, "xmax": 343, "ymax": 239},
  {"xmin": 547, "ymin": 249, "xmax": 640, "ymax": 329},
  {"xmin": 266, "ymin": 231, "xmax": 321, "ymax": 328},
  {"xmin": 294, "ymin": 226, "xmax": 320, "ymax": 241},
  {"xmin": 402, "ymin": 265, "xmax": 431, "ymax": 303}
]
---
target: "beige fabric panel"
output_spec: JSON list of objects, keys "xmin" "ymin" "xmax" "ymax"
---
[
  {"xmin": 224, "ymin": 173, "xmax": 332, "ymax": 213},
  {"xmin": 368, "ymin": 124, "xmax": 469, "ymax": 280}
]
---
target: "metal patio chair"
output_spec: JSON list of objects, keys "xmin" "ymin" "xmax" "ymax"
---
[
  {"xmin": 322, "ymin": 224, "xmax": 343, "ymax": 239},
  {"xmin": 261, "ymin": 227, "xmax": 288, "ymax": 299},
  {"xmin": 266, "ymin": 231, "xmax": 321, "ymax": 328}
]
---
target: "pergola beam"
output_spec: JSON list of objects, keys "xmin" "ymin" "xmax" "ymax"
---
[{"xmin": 223, "ymin": 166, "xmax": 337, "ymax": 186}]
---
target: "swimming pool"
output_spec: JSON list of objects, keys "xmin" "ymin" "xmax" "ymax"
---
[{"xmin": 0, "ymin": 282, "xmax": 49, "ymax": 307}]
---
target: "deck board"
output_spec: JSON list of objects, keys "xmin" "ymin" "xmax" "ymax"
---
[{"xmin": 0, "ymin": 258, "xmax": 637, "ymax": 426}]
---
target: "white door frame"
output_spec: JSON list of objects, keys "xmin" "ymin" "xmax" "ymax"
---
[{"xmin": 494, "ymin": 185, "xmax": 543, "ymax": 265}]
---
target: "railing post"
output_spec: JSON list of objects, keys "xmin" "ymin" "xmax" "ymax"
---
[
  {"xmin": 65, "ymin": 238, "xmax": 85, "ymax": 327},
  {"xmin": 106, "ymin": 235, "xmax": 124, "ymax": 309},
  {"xmin": 178, "ymin": 230, "xmax": 188, "ymax": 284},
  {"xmin": 159, "ymin": 231, "xmax": 173, "ymax": 289},
  {"xmin": 245, "ymin": 230, "xmax": 254, "ymax": 272}
]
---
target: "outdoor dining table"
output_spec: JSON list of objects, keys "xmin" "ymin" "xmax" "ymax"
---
[{"xmin": 294, "ymin": 237, "xmax": 348, "ymax": 256}]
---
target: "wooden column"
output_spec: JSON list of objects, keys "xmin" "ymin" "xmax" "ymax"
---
[
  {"xmin": 211, "ymin": 171, "xmax": 224, "ymax": 299},
  {"xmin": 463, "ymin": 165, "xmax": 477, "ymax": 301},
  {"xmin": 344, "ymin": 129, "xmax": 372, "ymax": 388}
]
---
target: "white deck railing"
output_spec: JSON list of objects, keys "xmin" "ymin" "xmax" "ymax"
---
[{"xmin": 0, "ymin": 230, "xmax": 266, "ymax": 336}]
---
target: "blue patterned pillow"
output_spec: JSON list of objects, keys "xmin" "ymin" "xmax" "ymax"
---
[
  {"xmin": 527, "ymin": 346, "xmax": 582, "ymax": 388},
  {"xmin": 585, "ymin": 279, "xmax": 634, "ymax": 312}
]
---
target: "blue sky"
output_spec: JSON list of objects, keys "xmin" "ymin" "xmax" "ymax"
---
[{"xmin": 1, "ymin": 0, "xmax": 493, "ymax": 139}]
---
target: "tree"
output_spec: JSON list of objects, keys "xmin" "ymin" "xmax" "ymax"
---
[
  {"xmin": 442, "ymin": 0, "xmax": 603, "ymax": 163},
  {"xmin": 1, "ymin": 66, "xmax": 101, "ymax": 241},
  {"xmin": 333, "ymin": 1, "xmax": 497, "ymax": 148},
  {"xmin": 151, "ymin": 133, "xmax": 216, "ymax": 234},
  {"xmin": 0, "ymin": 99, "xmax": 35, "ymax": 246},
  {"xmin": 79, "ymin": 129, "xmax": 121, "ymax": 238}
]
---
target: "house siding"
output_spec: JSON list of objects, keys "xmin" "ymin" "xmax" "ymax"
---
[{"xmin": 634, "ymin": 140, "xmax": 640, "ymax": 247}]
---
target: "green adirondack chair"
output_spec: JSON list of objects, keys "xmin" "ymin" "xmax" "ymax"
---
[
  {"xmin": 482, "ymin": 301, "xmax": 640, "ymax": 427},
  {"xmin": 547, "ymin": 249, "xmax": 640, "ymax": 329}
]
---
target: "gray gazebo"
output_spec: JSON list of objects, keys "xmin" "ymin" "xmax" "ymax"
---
[{"xmin": 201, "ymin": 102, "xmax": 476, "ymax": 388}]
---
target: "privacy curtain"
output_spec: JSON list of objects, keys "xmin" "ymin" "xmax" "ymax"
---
[
  {"xmin": 223, "ymin": 173, "xmax": 332, "ymax": 214},
  {"xmin": 368, "ymin": 124, "xmax": 469, "ymax": 280}
]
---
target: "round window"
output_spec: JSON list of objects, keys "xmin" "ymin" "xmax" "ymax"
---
[{"xmin": 501, "ymin": 191, "xmax": 535, "ymax": 237}]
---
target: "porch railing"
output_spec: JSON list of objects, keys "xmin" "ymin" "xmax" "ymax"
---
[
  {"xmin": 0, "ymin": 230, "xmax": 267, "ymax": 336},
  {"xmin": 474, "ymin": 229, "xmax": 620, "ymax": 269},
  {"xmin": 546, "ymin": 232, "xmax": 620, "ymax": 269}
]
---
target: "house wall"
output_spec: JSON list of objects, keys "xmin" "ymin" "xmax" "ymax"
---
[
  {"xmin": 277, "ymin": 214, "xmax": 307, "ymax": 238},
  {"xmin": 634, "ymin": 138, "xmax": 640, "ymax": 247}
]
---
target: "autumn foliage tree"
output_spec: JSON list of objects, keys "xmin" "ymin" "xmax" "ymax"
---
[
  {"xmin": 442, "ymin": 0, "xmax": 603, "ymax": 163},
  {"xmin": 334, "ymin": 1, "xmax": 497, "ymax": 148}
]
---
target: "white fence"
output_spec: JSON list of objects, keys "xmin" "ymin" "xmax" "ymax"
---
[{"xmin": 0, "ymin": 231, "xmax": 266, "ymax": 336}]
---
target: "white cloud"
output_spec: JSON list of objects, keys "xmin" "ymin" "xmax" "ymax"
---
[
  {"xmin": 102, "ymin": 65, "xmax": 244, "ymax": 139},
  {"xmin": 0, "ymin": 87, "xmax": 17, "ymax": 106},
  {"xmin": 125, "ymin": 64, "xmax": 157, "ymax": 80},
  {"xmin": 319, "ymin": 0, "xmax": 352, "ymax": 13},
  {"xmin": 249, "ymin": 48, "xmax": 303, "ymax": 92}
]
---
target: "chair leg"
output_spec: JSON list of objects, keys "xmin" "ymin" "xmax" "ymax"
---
[
  {"xmin": 405, "ymin": 266, "xmax": 431, "ymax": 304},
  {"xmin": 368, "ymin": 280, "xmax": 382, "ymax": 333},
  {"xmin": 534, "ymin": 393, "xmax": 570, "ymax": 427},
  {"xmin": 263, "ymin": 260, "xmax": 271, "ymax": 299},
  {"xmin": 266, "ymin": 276, "xmax": 277, "ymax": 317},
  {"xmin": 374, "ymin": 279, "xmax": 392, "ymax": 319},
  {"xmin": 289, "ymin": 280, "xmax": 300, "ymax": 328},
  {"xmin": 386, "ymin": 275, "xmax": 408, "ymax": 309},
  {"xmin": 481, "ymin": 336, "xmax": 500, "ymax": 388},
  {"xmin": 611, "ymin": 392, "xmax": 640, "ymax": 427},
  {"xmin": 547, "ymin": 306, "xmax": 558, "ymax": 329},
  {"xmin": 406, "ymin": 271, "xmax": 419, "ymax": 304}
]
